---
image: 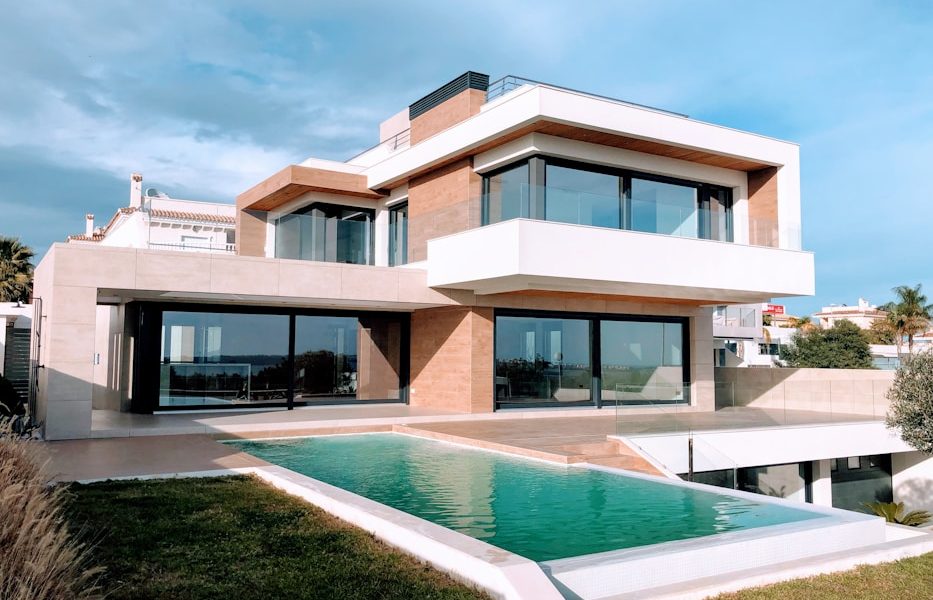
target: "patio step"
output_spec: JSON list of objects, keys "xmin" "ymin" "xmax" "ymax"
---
[{"xmin": 560, "ymin": 439, "xmax": 664, "ymax": 477}]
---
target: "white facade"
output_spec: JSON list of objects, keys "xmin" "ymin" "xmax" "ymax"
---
[
  {"xmin": 68, "ymin": 174, "xmax": 236, "ymax": 253},
  {"xmin": 815, "ymin": 297, "xmax": 887, "ymax": 329}
]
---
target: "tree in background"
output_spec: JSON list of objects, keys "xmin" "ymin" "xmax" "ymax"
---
[
  {"xmin": 786, "ymin": 315, "xmax": 818, "ymax": 333},
  {"xmin": 886, "ymin": 351, "xmax": 933, "ymax": 453},
  {"xmin": 0, "ymin": 236, "xmax": 34, "ymax": 303},
  {"xmin": 867, "ymin": 318, "xmax": 897, "ymax": 345},
  {"xmin": 779, "ymin": 320, "xmax": 874, "ymax": 369},
  {"xmin": 881, "ymin": 284, "xmax": 933, "ymax": 362}
]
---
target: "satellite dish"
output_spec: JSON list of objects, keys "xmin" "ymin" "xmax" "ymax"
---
[{"xmin": 145, "ymin": 187, "xmax": 169, "ymax": 198}]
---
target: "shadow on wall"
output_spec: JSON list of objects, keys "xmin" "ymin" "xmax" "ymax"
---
[{"xmin": 714, "ymin": 367, "xmax": 895, "ymax": 416}]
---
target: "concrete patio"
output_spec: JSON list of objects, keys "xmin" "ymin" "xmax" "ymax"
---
[{"xmin": 45, "ymin": 404, "xmax": 882, "ymax": 483}]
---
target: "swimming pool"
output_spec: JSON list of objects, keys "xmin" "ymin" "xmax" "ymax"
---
[{"xmin": 229, "ymin": 433, "xmax": 825, "ymax": 562}]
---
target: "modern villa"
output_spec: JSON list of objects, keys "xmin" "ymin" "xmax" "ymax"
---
[
  {"xmin": 33, "ymin": 71, "xmax": 814, "ymax": 423},
  {"xmin": 28, "ymin": 72, "xmax": 933, "ymax": 597}
]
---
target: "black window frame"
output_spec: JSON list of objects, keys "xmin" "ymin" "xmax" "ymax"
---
[
  {"xmin": 388, "ymin": 201, "xmax": 409, "ymax": 266},
  {"xmin": 493, "ymin": 308, "xmax": 691, "ymax": 410},
  {"xmin": 481, "ymin": 154, "xmax": 734, "ymax": 242},
  {"xmin": 275, "ymin": 201, "xmax": 376, "ymax": 265},
  {"xmin": 131, "ymin": 301, "xmax": 410, "ymax": 413}
]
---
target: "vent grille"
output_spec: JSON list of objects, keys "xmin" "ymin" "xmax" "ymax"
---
[{"xmin": 409, "ymin": 71, "xmax": 490, "ymax": 120}]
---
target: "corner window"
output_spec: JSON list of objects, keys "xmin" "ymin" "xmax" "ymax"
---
[
  {"xmin": 481, "ymin": 155, "xmax": 733, "ymax": 242},
  {"xmin": 388, "ymin": 202, "xmax": 408, "ymax": 266},
  {"xmin": 275, "ymin": 203, "xmax": 374, "ymax": 265}
]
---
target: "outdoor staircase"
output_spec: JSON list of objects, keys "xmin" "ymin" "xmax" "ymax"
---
[{"xmin": 556, "ymin": 439, "xmax": 665, "ymax": 477}]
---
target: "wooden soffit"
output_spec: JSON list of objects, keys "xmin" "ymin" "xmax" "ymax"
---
[
  {"xmin": 382, "ymin": 119, "xmax": 772, "ymax": 189},
  {"xmin": 237, "ymin": 165, "xmax": 383, "ymax": 211}
]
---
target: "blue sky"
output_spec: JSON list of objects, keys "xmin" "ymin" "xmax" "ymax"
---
[{"xmin": 1, "ymin": 0, "xmax": 931, "ymax": 315}]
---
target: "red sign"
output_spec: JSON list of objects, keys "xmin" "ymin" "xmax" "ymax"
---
[{"xmin": 764, "ymin": 304, "xmax": 785, "ymax": 315}]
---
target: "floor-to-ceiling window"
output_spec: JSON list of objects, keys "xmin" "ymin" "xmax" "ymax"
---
[
  {"xmin": 139, "ymin": 304, "xmax": 406, "ymax": 412},
  {"xmin": 601, "ymin": 320, "xmax": 685, "ymax": 405},
  {"xmin": 481, "ymin": 155, "xmax": 733, "ymax": 242},
  {"xmin": 159, "ymin": 311, "xmax": 290, "ymax": 407},
  {"xmin": 482, "ymin": 162, "xmax": 530, "ymax": 223},
  {"xmin": 275, "ymin": 203, "xmax": 374, "ymax": 265},
  {"xmin": 494, "ymin": 310, "xmax": 689, "ymax": 409},
  {"xmin": 388, "ymin": 202, "xmax": 408, "ymax": 266},
  {"xmin": 831, "ymin": 454, "xmax": 893, "ymax": 511},
  {"xmin": 495, "ymin": 315, "xmax": 592, "ymax": 407},
  {"xmin": 293, "ymin": 314, "xmax": 403, "ymax": 404}
]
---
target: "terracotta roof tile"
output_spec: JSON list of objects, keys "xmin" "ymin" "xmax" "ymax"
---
[{"xmin": 148, "ymin": 209, "xmax": 235, "ymax": 224}]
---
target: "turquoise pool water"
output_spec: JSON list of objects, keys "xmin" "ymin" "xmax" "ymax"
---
[{"xmin": 229, "ymin": 433, "xmax": 824, "ymax": 561}]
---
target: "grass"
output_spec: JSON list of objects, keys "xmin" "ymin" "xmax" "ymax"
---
[
  {"xmin": 65, "ymin": 475, "xmax": 489, "ymax": 600},
  {"xmin": 711, "ymin": 551, "xmax": 933, "ymax": 599}
]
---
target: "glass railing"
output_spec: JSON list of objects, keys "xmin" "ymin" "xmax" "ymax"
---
[
  {"xmin": 713, "ymin": 306, "xmax": 759, "ymax": 329},
  {"xmin": 407, "ymin": 185, "xmax": 803, "ymax": 258},
  {"xmin": 275, "ymin": 213, "xmax": 374, "ymax": 265},
  {"xmin": 611, "ymin": 377, "xmax": 889, "ymax": 437}
]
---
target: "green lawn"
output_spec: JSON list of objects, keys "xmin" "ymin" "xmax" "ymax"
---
[
  {"xmin": 66, "ymin": 476, "xmax": 489, "ymax": 600},
  {"xmin": 711, "ymin": 551, "xmax": 933, "ymax": 599}
]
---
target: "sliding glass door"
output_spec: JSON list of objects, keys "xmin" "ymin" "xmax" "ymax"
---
[
  {"xmin": 494, "ymin": 311, "xmax": 689, "ymax": 410},
  {"xmin": 494, "ymin": 316, "xmax": 592, "ymax": 407},
  {"xmin": 142, "ymin": 304, "xmax": 406, "ymax": 412}
]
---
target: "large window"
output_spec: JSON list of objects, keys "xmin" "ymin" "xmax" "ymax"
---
[
  {"xmin": 682, "ymin": 462, "xmax": 812, "ymax": 504},
  {"xmin": 275, "ymin": 203, "xmax": 374, "ymax": 265},
  {"xmin": 481, "ymin": 156, "xmax": 733, "ymax": 242},
  {"xmin": 159, "ymin": 311, "xmax": 290, "ymax": 407},
  {"xmin": 388, "ymin": 202, "xmax": 408, "ymax": 266},
  {"xmin": 482, "ymin": 162, "xmax": 530, "ymax": 224},
  {"xmin": 495, "ymin": 316, "xmax": 592, "ymax": 407},
  {"xmin": 139, "ymin": 305, "xmax": 406, "ymax": 411},
  {"xmin": 544, "ymin": 164, "xmax": 621, "ymax": 228},
  {"xmin": 495, "ymin": 311, "xmax": 689, "ymax": 409},
  {"xmin": 831, "ymin": 454, "xmax": 893, "ymax": 512},
  {"xmin": 601, "ymin": 321, "xmax": 684, "ymax": 404},
  {"xmin": 294, "ymin": 314, "xmax": 402, "ymax": 403}
]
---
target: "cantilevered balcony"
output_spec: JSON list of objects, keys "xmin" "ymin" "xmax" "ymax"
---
[{"xmin": 418, "ymin": 186, "xmax": 813, "ymax": 303}]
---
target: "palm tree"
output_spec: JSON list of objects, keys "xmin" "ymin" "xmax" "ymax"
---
[
  {"xmin": 0, "ymin": 236, "xmax": 34, "ymax": 303},
  {"xmin": 881, "ymin": 284, "xmax": 933, "ymax": 362},
  {"xmin": 787, "ymin": 315, "xmax": 818, "ymax": 334}
]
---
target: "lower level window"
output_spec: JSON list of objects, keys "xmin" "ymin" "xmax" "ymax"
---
[
  {"xmin": 149, "ymin": 306, "xmax": 405, "ymax": 410},
  {"xmin": 494, "ymin": 312, "xmax": 688, "ymax": 409}
]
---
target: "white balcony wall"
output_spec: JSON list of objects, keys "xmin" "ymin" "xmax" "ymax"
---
[{"xmin": 426, "ymin": 219, "xmax": 814, "ymax": 302}]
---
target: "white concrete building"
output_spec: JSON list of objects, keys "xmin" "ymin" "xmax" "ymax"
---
[
  {"xmin": 67, "ymin": 172, "xmax": 236, "ymax": 253},
  {"xmin": 28, "ymin": 72, "xmax": 933, "ymax": 527},
  {"xmin": 815, "ymin": 297, "xmax": 887, "ymax": 329}
]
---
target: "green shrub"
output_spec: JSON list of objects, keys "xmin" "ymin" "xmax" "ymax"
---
[
  {"xmin": 886, "ymin": 351, "xmax": 933, "ymax": 453},
  {"xmin": 779, "ymin": 320, "xmax": 874, "ymax": 369},
  {"xmin": 864, "ymin": 501, "xmax": 932, "ymax": 527}
]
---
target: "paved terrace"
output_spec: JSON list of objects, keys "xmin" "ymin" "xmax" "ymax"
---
[{"xmin": 44, "ymin": 405, "xmax": 880, "ymax": 482}]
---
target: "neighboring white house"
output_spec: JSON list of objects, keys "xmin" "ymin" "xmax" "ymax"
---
[
  {"xmin": 712, "ymin": 303, "xmax": 798, "ymax": 367},
  {"xmin": 67, "ymin": 172, "xmax": 236, "ymax": 253},
  {"xmin": 814, "ymin": 297, "xmax": 887, "ymax": 329}
]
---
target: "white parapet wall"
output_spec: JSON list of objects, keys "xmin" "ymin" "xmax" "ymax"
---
[{"xmin": 715, "ymin": 366, "xmax": 895, "ymax": 417}]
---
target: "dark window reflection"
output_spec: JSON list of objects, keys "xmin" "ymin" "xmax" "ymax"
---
[
  {"xmin": 601, "ymin": 320, "xmax": 685, "ymax": 404},
  {"xmin": 483, "ymin": 162, "xmax": 529, "ymax": 224},
  {"xmin": 495, "ymin": 316, "xmax": 592, "ymax": 408},
  {"xmin": 159, "ymin": 311, "xmax": 290, "ymax": 407}
]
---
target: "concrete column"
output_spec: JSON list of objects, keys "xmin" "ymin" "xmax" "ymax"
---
[
  {"xmin": 811, "ymin": 459, "xmax": 834, "ymax": 507},
  {"xmin": 690, "ymin": 307, "xmax": 715, "ymax": 411},
  {"xmin": 892, "ymin": 451, "xmax": 933, "ymax": 513}
]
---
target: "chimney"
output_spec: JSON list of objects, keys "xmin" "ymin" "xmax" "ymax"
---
[
  {"xmin": 130, "ymin": 172, "xmax": 143, "ymax": 208},
  {"xmin": 85, "ymin": 214, "xmax": 94, "ymax": 237},
  {"xmin": 408, "ymin": 72, "xmax": 489, "ymax": 144}
]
